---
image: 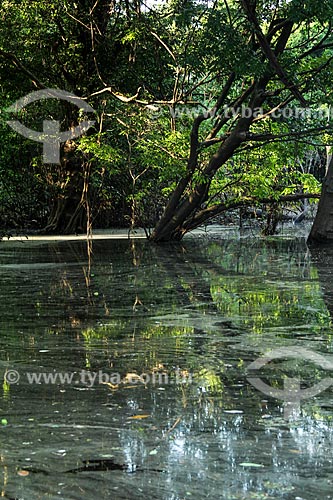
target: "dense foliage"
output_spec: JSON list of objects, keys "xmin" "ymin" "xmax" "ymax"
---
[{"xmin": 0, "ymin": 0, "xmax": 332, "ymax": 238}]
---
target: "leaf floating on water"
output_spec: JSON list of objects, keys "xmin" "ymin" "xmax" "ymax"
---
[
  {"xmin": 100, "ymin": 382, "xmax": 119, "ymax": 390},
  {"xmin": 239, "ymin": 462, "xmax": 264, "ymax": 468},
  {"xmin": 123, "ymin": 373, "xmax": 145, "ymax": 384},
  {"xmin": 56, "ymin": 449, "xmax": 67, "ymax": 455},
  {"xmin": 17, "ymin": 469, "xmax": 30, "ymax": 476},
  {"xmin": 152, "ymin": 363, "xmax": 165, "ymax": 371},
  {"xmin": 128, "ymin": 414, "xmax": 150, "ymax": 420}
]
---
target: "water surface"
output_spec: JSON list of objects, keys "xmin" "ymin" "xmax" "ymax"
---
[{"xmin": 0, "ymin": 233, "xmax": 333, "ymax": 499}]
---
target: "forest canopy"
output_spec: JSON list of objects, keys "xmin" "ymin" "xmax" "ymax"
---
[{"xmin": 0, "ymin": 0, "xmax": 332, "ymax": 240}]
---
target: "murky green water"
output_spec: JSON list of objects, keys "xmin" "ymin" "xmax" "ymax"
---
[{"xmin": 0, "ymin": 232, "xmax": 333, "ymax": 499}]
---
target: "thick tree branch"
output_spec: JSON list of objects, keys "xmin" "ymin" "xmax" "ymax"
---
[
  {"xmin": 88, "ymin": 86, "xmax": 142, "ymax": 102},
  {"xmin": 205, "ymin": 80, "xmax": 255, "ymax": 142},
  {"xmin": 241, "ymin": 0, "xmax": 306, "ymax": 105},
  {"xmin": 150, "ymin": 31, "xmax": 176, "ymax": 61},
  {"xmin": 183, "ymin": 193, "xmax": 321, "ymax": 231},
  {"xmin": 151, "ymin": 72, "xmax": 237, "ymax": 237},
  {"xmin": 300, "ymin": 23, "xmax": 333, "ymax": 59},
  {"xmin": 267, "ymin": 18, "xmax": 292, "ymax": 42},
  {"xmin": 246, "ymin": 126, "xmax": 333, "ymax": 142}
]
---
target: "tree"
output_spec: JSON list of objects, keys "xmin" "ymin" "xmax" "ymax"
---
[
  {"xmin": 147, "ymin": 0, "xmax": 333, "ymax": 241},
  {"xmin": 308, "ymin": 154, "xmax": 333, "ymax": 243},
  {"xmin": 1, "ymin": 0, "xmax": 332, "ymax": 237},
  {"xmin": 0, "ymin": 0, "xmax": 168, "ymax": 233}
]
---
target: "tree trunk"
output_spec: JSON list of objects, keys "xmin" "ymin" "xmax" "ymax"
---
[
  {"xmin": 149, "ymin": 13, "xmax": 303, "ymax": 243},
  {"xmin": 42, "ymin": 194, "xmax": 86, "ymax": 234},
  {"xmin": 149, "ymin": 130, "xmax": 246, "ymax": 242},
  {"xmin": 41, "ymin": 142, "xmax": 88, "ymax": 234},
  {"xmin": 308, "ymin": 155, "xmax": 333, "ymax": 244}
]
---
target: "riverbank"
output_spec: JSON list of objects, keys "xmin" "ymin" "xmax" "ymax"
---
[{"xmin": 0, "ymin": 221, "xmax": 314, "ymax": 245}]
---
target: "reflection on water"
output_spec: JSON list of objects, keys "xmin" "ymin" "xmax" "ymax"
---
[{"xmin": 0, "ymin": 235, "xmax": 333, "ymax": 499}]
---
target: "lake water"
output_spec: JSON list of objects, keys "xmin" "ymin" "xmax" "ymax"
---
[{"xmin": 0, "ymin": 230, "xmax": 332, "ymax": 499}]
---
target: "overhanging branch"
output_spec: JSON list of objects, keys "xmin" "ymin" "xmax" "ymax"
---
[
  {"xmin": 183, "ymin": 193, "xmax": 321, "ymax": 231},
  {"xmin": 246, "ymin": 125, "xmax": 333, "ymax": 142},
  {"xmin": 241, "ymin": 0, "xmax": 307, "ymax": 106}
]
